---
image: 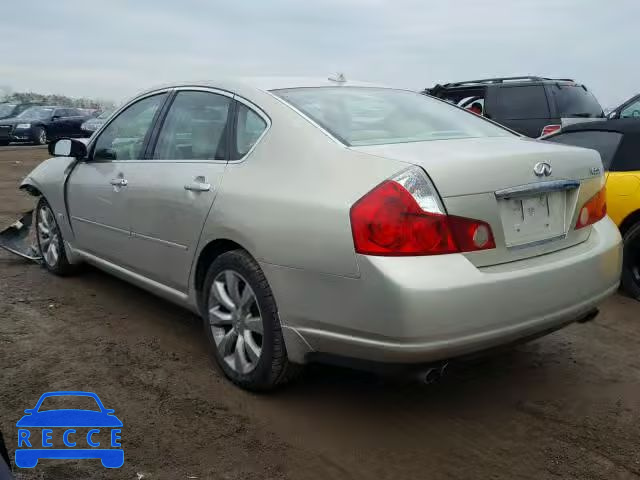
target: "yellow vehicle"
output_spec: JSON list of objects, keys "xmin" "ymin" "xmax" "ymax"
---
[{"xmin": 547, "ymin": 119, "xmax": 640, "ymax": 299}]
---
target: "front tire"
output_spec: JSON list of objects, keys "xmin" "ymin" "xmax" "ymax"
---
[
  {"xmin": 621, "ymin": 222, "xmax": 640, "ymax": 300},
  {"xmin": 35, "ymin": 198, "xmax": 75, "ymax": 275},
  {"xmin": 33, "ymin": 126, "xmax": 47, "ymax": 145},
  {"xmin": 0, "ymin": 140, "xmax": 8, "ymax": 146},
  {"xmin": 202, "ymin": 250, "xmax": 301, "ymax": 391}
]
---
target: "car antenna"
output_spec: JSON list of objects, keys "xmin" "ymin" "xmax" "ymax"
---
[{"xmin": 328, "ymin": 73, "xmax": 347, "ymax": 84}]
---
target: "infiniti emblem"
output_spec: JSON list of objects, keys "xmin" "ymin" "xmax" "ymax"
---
[{"xmin": 533, "ymin": 162, "xmax": 552, "ymax": 177}]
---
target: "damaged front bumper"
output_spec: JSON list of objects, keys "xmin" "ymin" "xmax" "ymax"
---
[{"xmin": 0, "ymin": 211, "xmax": 42, "ymax": 262}]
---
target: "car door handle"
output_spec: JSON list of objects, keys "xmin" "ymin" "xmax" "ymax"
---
[
  {"xmin": 110, "ymin": 178, "xmax": 128, "ymax": 187},
  {"xmin": 184, "ymin": 177, "xmax": 211, "ymax": 192}
]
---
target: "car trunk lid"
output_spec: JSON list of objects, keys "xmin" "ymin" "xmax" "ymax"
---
[{"xmin": 351, "ymin": 136, "xmax": 605, "ymax": 267}]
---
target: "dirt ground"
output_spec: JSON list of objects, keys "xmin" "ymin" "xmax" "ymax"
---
[{"xmin": 1, "ymin": 147, "xmax": 639, "ymax": 480}]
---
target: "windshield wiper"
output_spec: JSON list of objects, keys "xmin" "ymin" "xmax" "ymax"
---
[{"xmin": 566, "ymin": 112, "xmax": 596, "ymax": 118}]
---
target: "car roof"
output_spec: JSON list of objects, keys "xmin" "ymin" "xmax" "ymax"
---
[
  {"xmin": 559, "ymin": 118, "xmax": 640, "ymax": 135},
  {"xmin": 134, "ymin": 76, "xmax": 391, "ymax": 99}
]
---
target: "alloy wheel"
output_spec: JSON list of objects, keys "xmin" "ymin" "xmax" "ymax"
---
[
  {"xmin": 39, "ymin": 129, "xmax": 47, "ymax": 145},
  {"xmin": 208, "ymin": 270, "xmax": 263, "ymax": 374},
  {"xmin": 37, "ymin": 205, "xmax": 60, "ymax": 267}
]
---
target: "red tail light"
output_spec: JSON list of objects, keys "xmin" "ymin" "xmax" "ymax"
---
[
  {"xmin": 540, "ymin": 124, "xmax": 561, "ymax": 137},
  {"xmin": 350, "ymin": 168, "xmax": 495, "ymax": 256},
  {"xmin": 575, "ymin": 186, "xmax": 607, "ymax": 229}
]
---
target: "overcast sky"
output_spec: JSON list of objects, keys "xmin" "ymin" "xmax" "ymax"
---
[{"xmin": 0, "ymin": 0, "xmax": 637, "ymax": 107}]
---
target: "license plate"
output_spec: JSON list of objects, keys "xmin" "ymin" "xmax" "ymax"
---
[{"xmin": 498, "ymin": 191, "xmax": 566, "ymax": 247}]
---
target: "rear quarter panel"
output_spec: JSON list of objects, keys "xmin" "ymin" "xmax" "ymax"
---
[{"xmin": 196, "ymin": 91, "xmax": 408, "ymax": 278}]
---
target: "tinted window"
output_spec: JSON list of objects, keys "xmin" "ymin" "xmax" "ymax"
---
[
  {"xmin": 17, "ymin": 107, "xmax": 54, "ymax": 119},
  {"xmin": 620, "ymin": 99, "xmax": 640, "ymax": 118},
  {"xmin": 493, "ymin": 86, "xmax": 550, "ymax": 119},
  {"xmin": 93, "ymin": 93, "xmax": 165, "ymax": 161},
  {"xmin": 274, "ymin": 87, "xmax": 511, "ymax": 146},
  {"xmin": 233, "ymin": 103, "xmax": 267, "ymax": 158},
  {"xmin": 551, "ymin": 85, "xmax": 603, "ymax": 118},
  {"xmin": 153, "ymin": 91, "xmax": 231, "ymax": 160},
  {"xmin": 546, "ymin": 131, "xmax": 622, "ymax": 170}
]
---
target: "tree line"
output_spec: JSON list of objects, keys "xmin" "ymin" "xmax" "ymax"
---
[{"xmin": 0, "ymin": 89, "xmax": 116, "ymax": 110}]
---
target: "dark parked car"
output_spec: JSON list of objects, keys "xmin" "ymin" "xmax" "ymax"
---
[
  {"xmin": 80, "ymin": 109, "xmax": 114, "ymax": 136},
  {"xmin": 424, "ymin": 76, "xmax": 605, "ymax": 138},
  {"xmin": 544, "ymin": 119, "xmax": 640, "ymax": 298},
  {"xmin": 0, "ymin": 106, "xmax": 88, "ymax": 145},
  {"xmin": 0, "ymin": 102, "xmax": 42, "ymax": 120},
  {"xmin": 607, "ymin": 93, "xmax": 640, "ymax": 120}
]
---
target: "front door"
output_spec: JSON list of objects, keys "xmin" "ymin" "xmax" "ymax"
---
[
  {"xmin": 66, "ymin": 93, "xmax": 168, "ymax": 265},
  {"xmin": 119, "ymin": 89, "xmax": 233, "ymax": 291}
]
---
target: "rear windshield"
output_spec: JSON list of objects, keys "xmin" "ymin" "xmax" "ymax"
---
[
  {"xmin": 273, "ymin": 87, "xmax": 512, "ymax": 146},
  {"xmin": 546, "ymin": 131, "xmax": 622, "ymax": 169},
  {"xmin": 551, "ymin": 85, "xmax": 604, "ymax": 118}
]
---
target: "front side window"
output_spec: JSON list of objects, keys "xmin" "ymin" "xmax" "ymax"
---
[
  {"xmin": 93, "ymin": 93, "xmax": 166, "ymax": 161},
  {"xmin": 153, "ymin": 91, "xmax": 231, "ymax": 160},
  {"xmin": 493, "ymin": 86, "xmax": 550, "ymax": 119},
  {"xmin": 546, "ymin": 131, "xmax": 622, "ymax": 170},
  {"xmin": 273, "ymin": 87, "xmax": 511, "ymax": 147},
  {"xmin": 233, "ymin": 103, "xmax": 267, "ymax": 159},
  {"xmin": 620, "ymin": 99, "xmax": 640, "ymax": 118}
]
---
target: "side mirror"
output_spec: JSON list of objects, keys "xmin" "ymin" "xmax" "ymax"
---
[
  {"xmin": 24, "ymin": 409, "xmax": 34, "ymax": 414},
  {"xmin": 51, "ymin": 115, "xmax": 60, "ymax": 121},
  {"xmin": 49, "ymin": 138, "xmax": 87, "ymax": 158}
]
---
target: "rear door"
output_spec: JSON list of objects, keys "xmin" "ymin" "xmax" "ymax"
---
[
  {"xmin": 65, "ymin": 108, "xmax": 88, "ymax": 137},
  {"xmin": 66, "ymin": 92, "xmax": 168, "ymax": 265},
  {"xmin": 486, "ymin": 85, "xmax": 551, "ymax": 137},
  {"xmin": 119, "ymin": 88, "xmax": 234, "ymax": 291},
  {"xmin": 49, "ymin": 109, "xmax": 68, "ymax": 139}
]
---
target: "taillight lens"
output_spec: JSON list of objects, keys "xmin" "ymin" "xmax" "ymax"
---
[
  {"xmin": 540, "ymin": 124, "xmax": 561, "ymax": 137},
  {"xmin": 350, "ymin": 167, "xmax": 495, "ymax": 256},
  {"xmin": 575, "ymin": 186, "xmax": 607, "ymax": 229}
]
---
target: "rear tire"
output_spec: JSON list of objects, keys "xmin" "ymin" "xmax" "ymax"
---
[
  {"xmin": 202, "ymin": 250, "xmax": 301, "ymax": 391},
  {"xmin": 0, "ymin": 141, "xmax": 8, "ymax": 146},
  {"xmin": 35, "ymin": 197, "xmax": 76, "ymax": 276},
  {"xmin": 33, "ymin": 127, "xmax": 47, "ymax": 145},
  {"xmin": 621, "ymin": 222, "xmax": 640, "ymax": 300}
]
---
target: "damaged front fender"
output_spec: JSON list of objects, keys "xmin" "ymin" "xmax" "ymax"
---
[{"xmin": 0, "ymin": 210, "xmax": 42, "ymax": 262}]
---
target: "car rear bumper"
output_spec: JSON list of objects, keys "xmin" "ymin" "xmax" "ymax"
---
[{"xmin": 264, "ymin": 216, "xmax": 622, "ymax": 364}]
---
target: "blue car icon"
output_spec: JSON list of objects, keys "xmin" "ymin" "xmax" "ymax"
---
[{"xmin": 16, "ymin": 391, "xmax": 123, "ymax": 468}]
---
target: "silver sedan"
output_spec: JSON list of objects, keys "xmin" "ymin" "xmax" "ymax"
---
[{"xmin": 20, "ymin": 78, "xmax": 622, "ymax": 390}]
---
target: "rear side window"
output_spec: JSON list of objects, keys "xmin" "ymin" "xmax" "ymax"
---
[
  {"xmin": 551, "ymin": 85, "xmax": 603, "ymax": 118},
  {"xmin": 620, "ymin": 98, "xmax": 640, "ymax": 118},
  {"xmin": 232, "ymin": 103, "xmax": 267, "ymax": 159},
  {"xmin": 493, "ymin": 86, "xmax": 550, "ymax": 119},
  {"xmin": 545, "ymin": 131, "xmax": 622, "ymax": 170},
  {"xmin": 153, "ymin": 91, "xmax": 231, "ymax": 160}
]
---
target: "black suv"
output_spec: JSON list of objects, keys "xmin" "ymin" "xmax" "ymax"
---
[{"xmin": 424, "ymin": 76, "xmax": 605, "ymax": 138}]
